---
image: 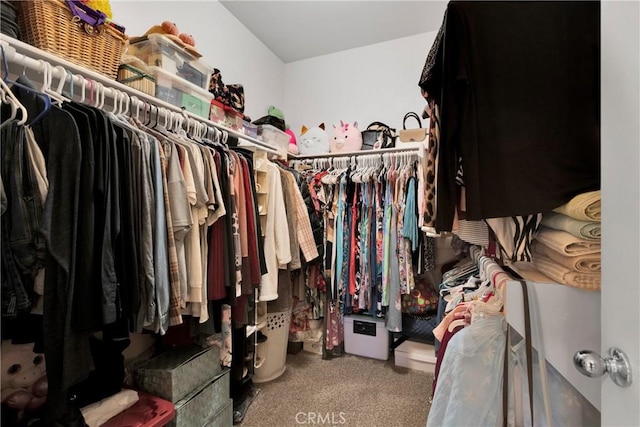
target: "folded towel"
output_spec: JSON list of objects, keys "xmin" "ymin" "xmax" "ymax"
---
[
  {"xmin": 541, "ymin": 211, "xmax": 600, "ymax": 241},
  {"xmin": 553, "ymin": 190, "xmax": 601, "ymax": 221},
  {"xmin": 536, "ymin": 226, "xmax": 600, "ymax": 256},
  {"xmin": 533, "ymin": 241, "xmax": 600, "ymax": 273},
  {"xmin": 532, "ymin": 253, "xmax": 601, "ymax": 291},
  {"xmin": 81, "ymin": 389, "xmax": 139, "ymax": 427}
]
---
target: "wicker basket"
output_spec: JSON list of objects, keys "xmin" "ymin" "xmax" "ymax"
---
[
  {"xmin": 14, "ymin": 0, "xmax": 127, "ymax": 79},
  {"xmin": 117, "ymin": 64, "xmax": 156, "ymax": 96}
]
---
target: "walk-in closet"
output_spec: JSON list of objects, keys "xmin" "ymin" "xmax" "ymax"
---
[{"xmin": 1, "ymin": 1, "xmax": 638, "ymax": 427}]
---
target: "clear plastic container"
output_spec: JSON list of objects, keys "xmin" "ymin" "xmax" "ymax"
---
[
  {"xmin": 147, "ymin": 66, "xmax": 213, "ymax": 119},
  {"xmin": 258, "ymin": 124, "xmax": 290, "ymax": 154},
  {"xmin": 127, "ymin": 33, "xmax": 213, "ymax": 89}
]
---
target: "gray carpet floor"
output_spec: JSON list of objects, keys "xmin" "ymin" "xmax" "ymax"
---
[{"xmin": 240, "ymin": 350, "xmax": 433, "ymax": 427}]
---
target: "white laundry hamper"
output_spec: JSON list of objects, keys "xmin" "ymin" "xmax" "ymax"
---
[{"xmin": 253, "ymin": 308, "xmax": 292, "ymax": 383}]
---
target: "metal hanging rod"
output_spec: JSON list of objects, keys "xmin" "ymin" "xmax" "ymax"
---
[
  {"xmin": 0, "ymin": 34, "xmax": 284, "ymax": 157},
  {"xmin": 288, "ymin": 141, "xmax": 426, "ymax": 160}
]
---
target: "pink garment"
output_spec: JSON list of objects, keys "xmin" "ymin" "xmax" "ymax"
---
[{"xmin": 433, "ymin": 302, "xmax": 471, "ymax": 341}]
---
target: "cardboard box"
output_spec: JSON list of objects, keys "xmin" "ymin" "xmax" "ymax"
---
[
  {"xmin": 134, "ymin": 345, "xmax": 221, "ymax": 403},
  {"xmin": 169, "ymin": 369, "xmax": 230, "ymax": 427},
  {"xmin": 394, "ymin": 340, "xmax": 437, "ymax": 373},
  {"xmin": 343, "ymin": 315, "xmax": 389, "ymax": 360}
]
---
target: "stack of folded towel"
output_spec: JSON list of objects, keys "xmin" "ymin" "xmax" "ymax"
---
[{"xmin": 532, "ymin": 190, "xmax": 601, "ymax": 291}]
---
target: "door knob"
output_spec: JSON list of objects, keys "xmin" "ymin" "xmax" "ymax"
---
[{"xmin": 573, "ymin": 347, "xmax": 632, "ymax": 387}]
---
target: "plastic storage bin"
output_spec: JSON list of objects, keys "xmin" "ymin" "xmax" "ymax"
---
[
  {"xmin": 209, "ymin": 100, "xmax": 243, "ymax": 132},
  {"xmin": 209, "ymin": 100, "xmax": 226, "ymax": 124},
  {"xmin": 147, "ymin": 66, "xmax": 213, "ymax": 119},
  {"xmin": 127, "ymin": 33, "xmax": 212, "ymax": 89},
  {"xmin": 257, "ymin": 124, "xmax": 290, "ymax": 154},
  {"xmin": 223, "ymin": 108, "xmax": 243, "ymax": 132},
  {"xmin": 343, "ymin": 314, "xmax": 389, "ymax": 360},
  {"xmin": 101, "ymin": 390, "xmax": 175, "ymax": 427},
  {"xmin": 243, "ymin": 121, "xmax": 258, "ymax": 138},
  {"xmin": 394, "ymin": 340, "xmax": 437, "ymax": 373}
]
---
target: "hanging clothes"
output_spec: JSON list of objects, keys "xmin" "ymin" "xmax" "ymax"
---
[
  {"xmin": 419, "ymin": 1, "xmax": 600, "ymax": 233},
  {"xmin": 291, "ymin": 153, "xmax": 423, "ymax": 335},
  {"xmin": 255, "ymin": 152, "xmax": 291, "ymax": 301}
]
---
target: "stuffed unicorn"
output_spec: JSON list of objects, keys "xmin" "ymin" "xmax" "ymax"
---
[{"xmin": 330, "ymin": 121, "xmax": 363, "ymax": 153}]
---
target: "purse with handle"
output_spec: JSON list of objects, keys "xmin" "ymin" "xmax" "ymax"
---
[
  {"xmin": 361, "ymin": 121, "xmax": 396, "ymax": 150},
  {"xmin": 399, "ymin": 112, "xmax": 428, "ymax": 144}
]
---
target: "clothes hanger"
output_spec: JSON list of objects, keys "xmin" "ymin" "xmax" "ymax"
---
[
  {"xmin": 143, "ymin": 103, "xmax": 153, "ymax": 126},
  {"xmin": 0, "ymin": 84, "xmax": 16, "ymax": 121},
  {"xmin": 64, "ymin": 69, "xmax": 74, "ymax": 100},
  {"xmin": 96, "ymin": 82, "xmax": 106, "ymax": 110},
  {"xmin": 40, "ymin": 62, "xmax": 71, "ymax": 106},
  {"xmin": 76, "ymin": 75, "xmax": 86, "ymax": 104},
  {"xmin": 130, "ymin": 96, "xmax": 141, "ymax": 120},
  {"xmin": 1, "ymin": 45, "xmax": 51, "ymax": 127},
  {"xmin": 120, "ymin": 92, "xmax": 130, "ymax": 117},
  {"xmin": 0, "ymin": 78, "xmax": 28, "ymax": 125}
]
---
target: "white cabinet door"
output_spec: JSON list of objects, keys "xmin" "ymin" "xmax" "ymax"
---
[{"xmin": 600, "ymin": 2, "xmax": 640, "ymax": 425}]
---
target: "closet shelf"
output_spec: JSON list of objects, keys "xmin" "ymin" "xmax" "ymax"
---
[
  {"xmin": 0, "ymin": 34, "xmax": 284, "ymax": 158},
  {"xmin": 289, "ymin": 142, "xmax": 427, "ymax": 160}
]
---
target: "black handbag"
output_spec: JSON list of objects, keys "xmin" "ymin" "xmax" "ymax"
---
[{"xmin": 361, "ymin": 122, "xmax": 396, "ymax": 150}]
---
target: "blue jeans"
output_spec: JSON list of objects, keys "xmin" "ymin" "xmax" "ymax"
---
[{"xmin": 1, "ymin": 120, "xmax": 42, "ymax": 316}]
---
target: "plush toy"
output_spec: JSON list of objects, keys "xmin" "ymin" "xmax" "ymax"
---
[
  {"xmin": 252, "ymin": 105, "xmax": 286, "ymax": 132},
  {"xmin": 298, "ymin": 124, "xmax": 330, "ymax": 156},
  {"xmin": 141, "ymin": 21, "xmax": 200, "ymax": 57},
  {"xmin": 179, "ymin": 33, "xmax": 196, "ymax": 47},
  {"xmin": 1, "ymin": 341, "xmax": 48, "ymax": 422},
  {"xmin": 286, "ymin": 129, "xmax": 299, "ymax": 155},
  {"xmin": 268, "ymin": 105, "xmax": 285, "ymax": 122},
  {"xmin": 330, "ymin": 121, "xmax": 363, "ymax": 153},
  {"xmin": 161, "ymin": 20, "xmax": 179, "ymax": 36},
  {"xmin": 82, "ymin": 0, "xmax": 112, "ymax": 19}
]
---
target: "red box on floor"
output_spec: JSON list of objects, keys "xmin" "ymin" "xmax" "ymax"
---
[{"xmin": 101, "ymin": 391, "xmax": 175, "ymax": 427}]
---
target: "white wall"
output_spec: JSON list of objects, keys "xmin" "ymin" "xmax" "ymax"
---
[
  {"xmin": 283, "ymin": 31, "xmax": 437, "ymax": 138},
  {"xmin": 110, "ymin": 0, "xmax": 284, "ymax": 122},
  {"xmin": 110, "ymin": 1, "xmax": 438, "ymax": 137}
]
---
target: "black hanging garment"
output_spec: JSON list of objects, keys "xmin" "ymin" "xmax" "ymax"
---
[{"xmin": 421, "ymin": 1, "xmax": 601, "ymax": 232}]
